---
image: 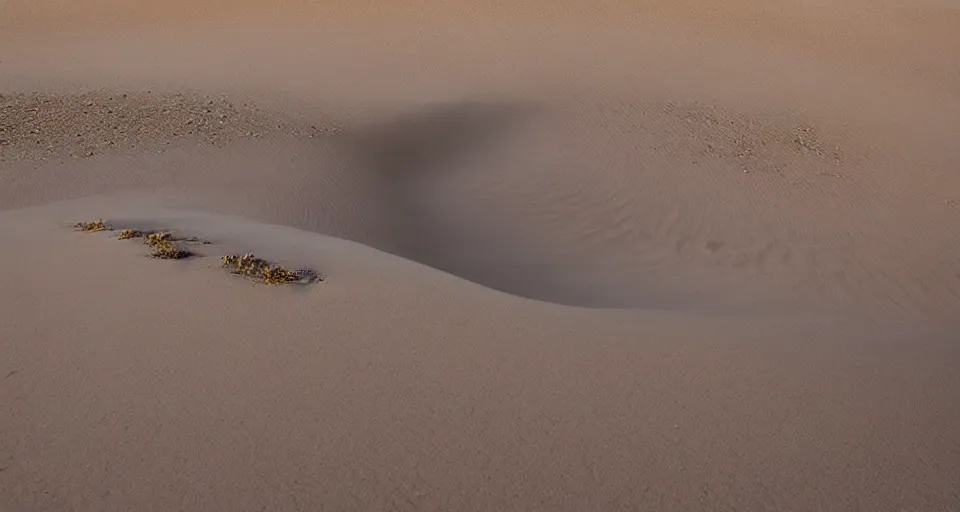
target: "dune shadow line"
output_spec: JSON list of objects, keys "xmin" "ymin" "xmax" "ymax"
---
[{"xmin": 327, "ymin": 101, "xmax": 649, "ymax": 308}]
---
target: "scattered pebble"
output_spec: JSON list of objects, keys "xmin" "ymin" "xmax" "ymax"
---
[{"xmin": 0, "ymin": 91, "xmax": 322, "ymax": 163}]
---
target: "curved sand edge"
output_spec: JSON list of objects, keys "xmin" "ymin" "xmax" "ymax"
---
[{"xmin": 1, "ymin": 197, "xmax": 958, "ymax": 511}]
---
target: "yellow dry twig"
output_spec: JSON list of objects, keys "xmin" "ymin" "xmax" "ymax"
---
[
  {"xmin": 74, "ymin": 218, "xmax": 112, "ymax": 232},
  {"xmin": 221, "ymin": 253, "xmax": 319, "ymax": 285},
  {"xmin": 115, "ymin": 229, "xmax": 195, "ymax": 259},
  {"xmin": 147, "ymin": 232, "xmax": 193, "ymax": 260},
  {"xmin": 117, "ymin": 229, "xmax": 153, "ymax": 240}
]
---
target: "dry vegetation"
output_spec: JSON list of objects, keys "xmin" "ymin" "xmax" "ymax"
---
[
  {"xmin": 145, "ymin": 232, "xmax": 193, "ymax": 260},
  {"xmin": 74, "ymin": 218, "xmax": 111, "ymax": 232},
  {"xmin": 74, "ymin": 218, "xmax": 321, "ymax": 283},
  {"xmin": 113, "ymin": 229, "xmax": 200, "ymax": 259},
  {"xmin": 221, "ymin": 253, "xmax": 321, "ymax": 285}
]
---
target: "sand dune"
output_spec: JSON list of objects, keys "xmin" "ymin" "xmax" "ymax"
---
[{"xmin": 2, "ymin": 1, "xmax": 960, "ymax": 510}]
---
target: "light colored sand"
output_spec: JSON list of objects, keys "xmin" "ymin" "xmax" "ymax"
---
[{"xmin": 2, "ymin": 1, "xmax": 960, "ymax": 510}]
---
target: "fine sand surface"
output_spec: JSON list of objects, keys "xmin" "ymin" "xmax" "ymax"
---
[{"xmin": 2, "ymin": 1, "xmax": 960, "ymax": 510}]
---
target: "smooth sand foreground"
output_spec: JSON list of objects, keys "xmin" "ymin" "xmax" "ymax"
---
[{"xmin": 2, "ymin": 1, "xmax": 959, "ymax": 510}]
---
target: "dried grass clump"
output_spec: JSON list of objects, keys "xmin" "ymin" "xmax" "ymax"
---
[
  {"xmin": 74, "ymin": 220, "xmax": 321, "ymax": 285},
  {"xmin": 117, "ymin": 229, "xmax": 152, "ymax": 240},
  {"xmin": 77, "ymin": 226, "xmax": 201, "ymax": 260},
  {"xmin": 112, "ymin": 229, "xmax": 196, "ymax": 259},
  {"xmin": 75, "ymin": 218, "xmax": 111, "ymax": 232},
  {"xmin": 221, "ymin": 253, "xmax": 320, "ymax": 285},
  {"xmin": 146, "ymin": 232, "xmax": 194, "ymax": 260}
]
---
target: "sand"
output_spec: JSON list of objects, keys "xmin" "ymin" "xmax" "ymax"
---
[{"xmin": 1, "ymin": 1, "xmax": 959, "ymax": 510}]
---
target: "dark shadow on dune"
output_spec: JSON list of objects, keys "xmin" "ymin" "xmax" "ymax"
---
[
  {"xmin": 348, "ymin": 101, "xmax": 537, "ymax": 180},
  {"xmin": 340, "ymin": 101, "xmax": 536, "ymax": 256},
  {"xmin": 327, "ymin": 101, "xmax": 661, "ymax": 308}
]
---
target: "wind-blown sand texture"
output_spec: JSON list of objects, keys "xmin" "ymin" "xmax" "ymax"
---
[{"xmin": 2, "ymin": 1, "xmax": 959, "ymax": 510}]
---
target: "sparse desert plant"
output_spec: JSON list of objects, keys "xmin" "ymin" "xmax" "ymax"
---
[
  {"xmin": 75, "ymin": 220, "xmax": 320, "ymax": 284},
  {"xmin": 74, "ymin": 218, "xmax": 111, "ymax": 232},
  {"xmin": 116, "ymin": 228, "xmax": 153, "ymax": 240},
  {"xmin": 147, "ymin": 233, "xmax": 194, "ymax": 259},
  {"xmin": 112, "ymin": 229, "xmax": 195, "ymax": 259},
  {"xmin": 221, "ymin": 253, "xmax": 320, "ymax": 285}
]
